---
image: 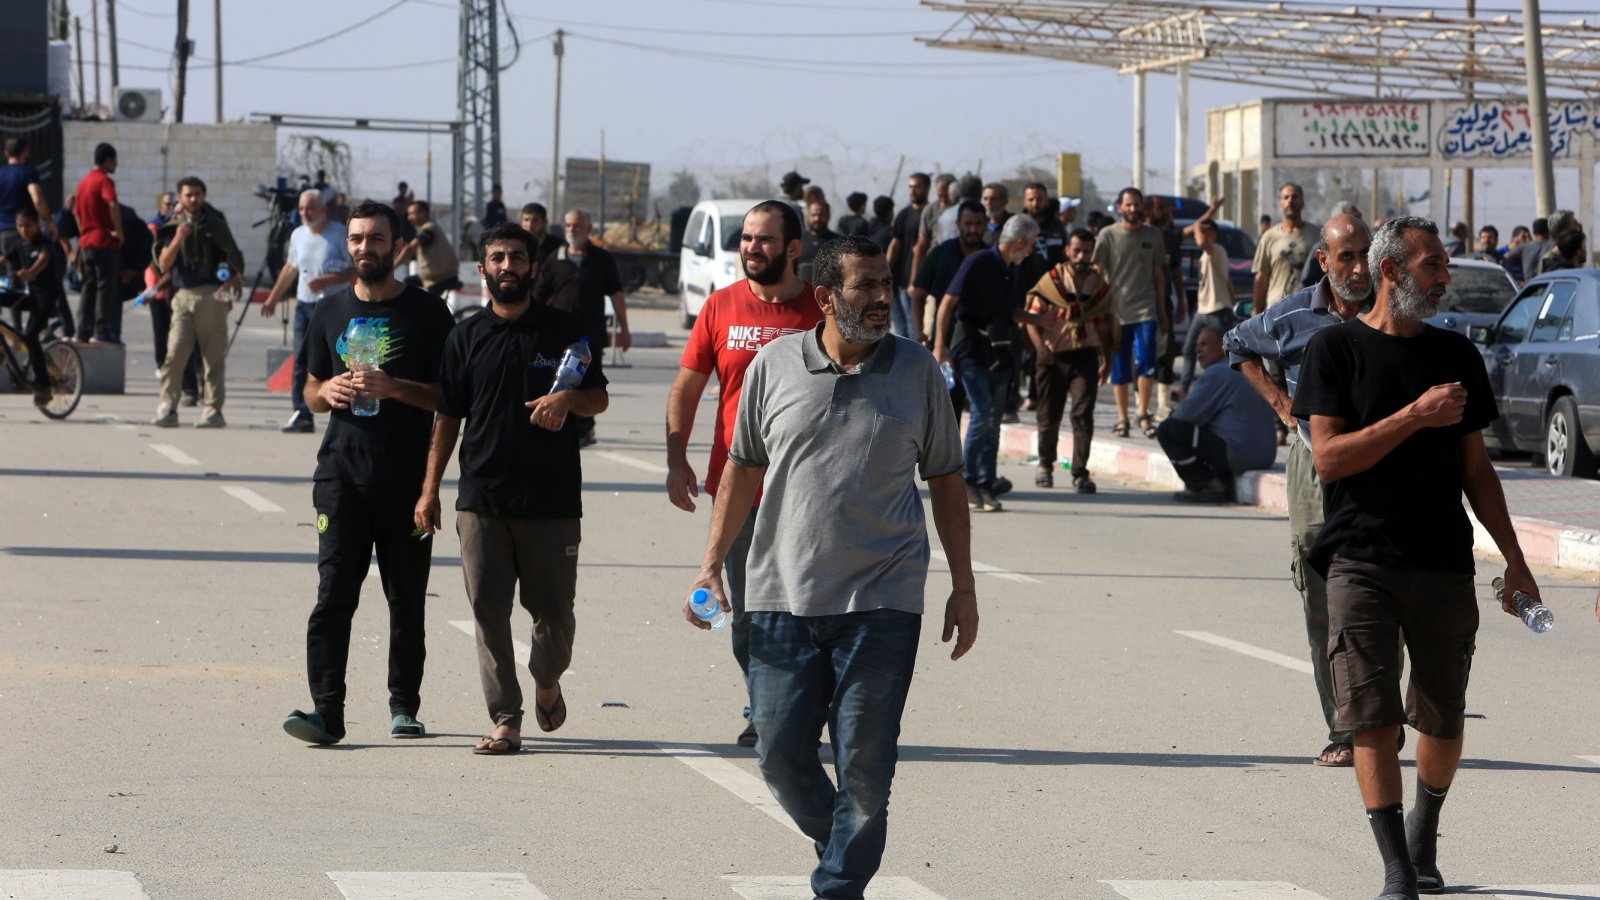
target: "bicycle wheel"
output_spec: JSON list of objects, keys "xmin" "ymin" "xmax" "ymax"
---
[{"xmin": 39, "ymin": 339, "xmax": 83, "ymax": 419}]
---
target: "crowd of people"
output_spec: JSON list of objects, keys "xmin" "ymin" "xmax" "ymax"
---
[{"xmin": 2, "ymin": 141, "xmax": 1593, "ymax": 899}]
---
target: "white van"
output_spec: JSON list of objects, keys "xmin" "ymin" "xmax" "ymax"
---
[{"xmin": 677, "ymin": 198, "xmax": 770, "ymax": 328}]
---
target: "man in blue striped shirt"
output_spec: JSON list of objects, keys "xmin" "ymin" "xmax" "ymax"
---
[{"xmin": 1222, "ymin": 212, "xmax": 1372, "ymax": 768}]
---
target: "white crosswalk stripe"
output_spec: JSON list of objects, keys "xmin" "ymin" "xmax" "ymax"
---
[
  {"xmin": 593, "ymin": 449, "xmax": 669, "ymax": 474},
  {"xmin": 0, "ymin": 870, "xmax": 149, "ymax": 898},
  {"xmin": 1174, "ymin": 630, "xmax": 1314, "ymax": 675},
  {"xmin": 1102, "ymin": 881, "xmax": 1327, "ymax": 899},
  {"xmin": 149, "ymin": 443, "xmax": 199, "ymax": 466},
  {"xmin": 220, "ymin": 485, "xmax": 284, "ymax": 512},
  {"xmin": 656, "ymin": 743, "xmax": 803, "ymax": 837},
  {"xmin": 327, "ymin": 871, "xmax": 552, "ymax": 899},
  {"xmin": 723, "ymin": 875, "xmax": 949, "ymax": 899},
  {"xmin": 1470, "ymin": 889, "xmax": 1600, "ymax": 900}
]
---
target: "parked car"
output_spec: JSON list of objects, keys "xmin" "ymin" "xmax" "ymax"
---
[
  {"xmin": 1470, "ymin": 269, "xmax": 1600, "ymax": 478},
  {"xmin": 677, "ymin": 198, "xmax": 766, "ymax": 329},
  {"xmin": 1424, "ymin": 257, "xmax": 1518, "ymax": 336}
]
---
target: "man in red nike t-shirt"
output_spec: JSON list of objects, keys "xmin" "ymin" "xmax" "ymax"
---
[{"xmin": 666, "ymin": 200, "xmax": 823, "ymax": 747}]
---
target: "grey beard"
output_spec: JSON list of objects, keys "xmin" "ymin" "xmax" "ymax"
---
[
  {"xmin": 1329, "ymin": 274, "xmax": 1372, "ymax": 308},
  {"xmin": 1386, "ymin": 271, "xmax": 1435, "ymax": 321},
  {"xmin": 835, "ymin": 302, "xmax": 889, "ymax": 345}
]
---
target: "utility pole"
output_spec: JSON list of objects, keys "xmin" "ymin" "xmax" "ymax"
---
[
  {"xmin": 1523, "ymin": 0, "xmax": 1555, "ymax": 217},
  {"xmin": 551, "ymin": 29, "xmax": 564, "ymax": 216},
  {"xmin": 106, "ymin": 0, "xmax": 119, "ymax": 96},
  {"xmin": 457, "ymin": 0, "xmax": 503, "ymax": 234},
  {"xmin": 1131, "ymin": 70, "xmax": 1145, "ymax": 192},
  {"xmin": 73, "ymin": 18, "xmax": 85, "ymax": 112},
  {"xmin": 91, "ymin": 0, "xmax": 101, "ymax": 108},
  {"xmin": 1462, "ymin": 0, "xmax": 1475, "ymax": 232},
  {"xmin": 174, "ymin": 0, "xmax": 191, "ymax": 123},
  {"xmin": 213, "ymin": 0, "xmax": 222, "ymax": 123}
]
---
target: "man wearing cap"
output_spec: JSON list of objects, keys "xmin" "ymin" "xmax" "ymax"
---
[{"xmin": 779, "ymin": 172, "xmax": 809, "ymax": 209}]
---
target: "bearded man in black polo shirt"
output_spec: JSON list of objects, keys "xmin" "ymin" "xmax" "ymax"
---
[
  {"xmin": 416, "ymin": 222, "xmax": 609, "ymax": 756},
  {"xmin": 1293, "ymin": 216, "xmax": 1538, "ymax": 899}
]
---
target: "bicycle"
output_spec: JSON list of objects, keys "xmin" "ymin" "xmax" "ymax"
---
[{"xmin": 0, "ymin": 289, "xmax": 84, "ymax": 419}]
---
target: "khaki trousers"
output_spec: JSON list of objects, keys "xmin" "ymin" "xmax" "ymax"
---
[
  {"xmin": 457, "ymin": 511, "xmax": 580, "ymax": 730},
  {"xmin": 159, "ymin": 286, "xmax": 228, "ymax": 414}
]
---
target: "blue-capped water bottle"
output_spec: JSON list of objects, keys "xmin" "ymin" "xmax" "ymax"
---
[
  {"xmin": 216, "ymin": 262, "xmax": 231, "ymax": 284},
  {"xmin": 1492, "ymin": 576, "xmax": 1553, "ymax": 633},
  {"xmin": 940, "ymin": 361, "xmax": 955, "ymax": 391},
  {"xmin": 687, "ymin": 587, "xmax": 728, "ymax": 631},
  {"xmin": 344, "ymin": 317, "xmax": 381, "ymax": 417}
]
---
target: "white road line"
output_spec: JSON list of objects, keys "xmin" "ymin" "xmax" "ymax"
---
[
  {"xmin": 593, "ymin": 450, "xmax": 669, "ymax": 474},
  {"xmin": 723, "ymin": 875, "xmax": 948, "ymax": 899},
  {"xmin": 149, "ymin": 443, "xmax": 199, "ymax": 466},
  {"xmin": 220, "ymin": 486, "xmax": 284, "ymax": 513},
  {"xmin": 116, "ymin": 423, "xmax": 138, "ymax": 432},
  {"xmin": 0, "ymin": 870, "xmax": 150, "ymax": 898},
  {"xmin": 1471, "ymin": 889, "xmax": 1600, "ymax": 900},
  {"xmin": 1102, "ymin": 881, "xmax": 1328, "ymax": 900},
  {"xmin": 655, "ymin": 743, "xmax": 804, "ymax": 838},
  {"xmin": 448, "ymin": 620, "xmax": 579, "ymax": 676},
  {"xmin": 1578, "ymin": 755, "xmax": 1600, "ymax": 766},
  {"xmin": 930, "ymin": 550, "xmax": 1040, "ymax": 584},
  {"xmin": 1174, "ymin": 630, "xmax": 1313, "ymax": 675},
  {"xmin": 328, "ymin": 871, "xmax": 551, "ymax": 899}
]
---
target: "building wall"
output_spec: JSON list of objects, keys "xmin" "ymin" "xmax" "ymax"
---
[{"xmin": 62, "ymin": 121, "xmax": 278, "ymax": 274}]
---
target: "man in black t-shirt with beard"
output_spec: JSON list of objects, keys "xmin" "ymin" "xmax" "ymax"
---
[
  {"xmin": 1292, "ymin": 216, "xmax": 1538, "ymax": 900},
  {"xmin": 885, "ymin": 172, "xmax": 930, "ymax": 339},
  {"xmin": 282, "ymin": 201, "xmax": 455, "ymax": 746},
  {"xmin": 416, "ymin": 222, "xmax": 609, "ymax": 755}
]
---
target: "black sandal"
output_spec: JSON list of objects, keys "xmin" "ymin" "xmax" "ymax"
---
[
  {"xmin": 1111, "ymin": 419, "xmax": 1130, "ymax": 438},
  {"xmin": 1137, "ymin": 413, "xmax": 1157, "ymax": 439},
  {"xmin": 1035, "ymin": 468, "xmax": 1053, "ymax": 488}
]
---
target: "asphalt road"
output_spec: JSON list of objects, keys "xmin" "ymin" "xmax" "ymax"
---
[{"xmin": 2, "ymin": 301, "xmax": 1598, "ymax": 900}]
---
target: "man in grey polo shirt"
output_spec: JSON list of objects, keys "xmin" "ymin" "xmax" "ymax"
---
[
  {"xmin": 1222, "ymin": 212, "xmax": 1372, "ymax": 768},
  {"xmin": 685, "ymin": 235, "xmax": 978, "ymax": 900}
]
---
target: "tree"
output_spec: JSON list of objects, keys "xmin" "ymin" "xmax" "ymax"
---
[
  {"xmin": 664, "ymin": 170, "xmax": 700, "ymax": 208},
  {"xmin": 280, "ymin": 134, "xmax": 353, "ymax": 196}
]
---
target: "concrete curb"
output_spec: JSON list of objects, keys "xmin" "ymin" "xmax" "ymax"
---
[{"xmin": 998, "ymin": 420, "xmax": 1599, "ymax": 573}]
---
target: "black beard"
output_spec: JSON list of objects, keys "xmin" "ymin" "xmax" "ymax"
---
[
  {"xmin": 354, "ymin": 253, "xmax": 393, "ymax": 285},
  {"xmin": 486, "ymin": 271, "xmax": 532, "ymax": 305},
  {"xmin": 744, "ymin": 255, "xmax": 786, "ymax": 286}
]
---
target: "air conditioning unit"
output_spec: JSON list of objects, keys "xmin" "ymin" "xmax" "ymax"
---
[{"xmin": 114, "ymin": 87, "xmax": 162, "ymax": 123}]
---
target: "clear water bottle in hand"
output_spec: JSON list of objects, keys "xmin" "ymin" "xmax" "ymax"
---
[
  {"xmin": 940, "ymin": 361, "xmax": 955, "ymax": 391},
  {"xmin": 1492, "ymin": 576, "xmax": 1554, "ymax": 633},
  {"xmin": 344, "ymin": 317, "xmax": 382, "ymax": 417},
  {"xmin": 549, "ymin": 337, "xmax": 592, "ymax": 394},
  {"xmin": 687, "ymin": 587, "xmax": 728, "ymax": 631},
  {"xmin": 216, "ymin": 262, "xmax": 231, "ymax": 284}
]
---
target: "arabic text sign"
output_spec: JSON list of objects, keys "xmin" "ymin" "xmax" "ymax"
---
[
  {"xmin": 1275, "ymin": 102, "xmax": 1431, "ymax": 157},
  {"xmin": 1438, "ymin": 101, "xmax": 1597, "ymax": 160}
]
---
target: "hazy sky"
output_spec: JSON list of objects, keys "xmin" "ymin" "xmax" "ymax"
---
[{"xmin": 62, "ymin": 0, "xmax": 1600, "ymax": 227}]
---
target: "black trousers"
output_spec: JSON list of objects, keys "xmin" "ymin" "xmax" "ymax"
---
[
  {"xmin": 1033, "ymin": 347, "xmax": 1098, "ymax": 476},
  {"xmin": 1155, "ymin": 417, "xmax": 1232, "ymax": 491},
  {"xmin": 307, "ymin": 478, "xmax": 433, "ymax": 721},
  {"xmin": 77, "ymin": 247, "xmax": 123, "ymax": 342},
  {"xmin": 149, "ymin": 299, "xmax": 202, "ymax": 397}
]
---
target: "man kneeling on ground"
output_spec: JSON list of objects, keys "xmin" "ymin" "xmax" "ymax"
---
[{"xmin": 1155, "ymin": 326, "xmax": 1277, "ymax": 502}]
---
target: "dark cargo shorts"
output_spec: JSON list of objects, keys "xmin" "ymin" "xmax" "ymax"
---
[{"xmin": 1325, "ymin": 555, "xmax": 1479, "ymax": 740}]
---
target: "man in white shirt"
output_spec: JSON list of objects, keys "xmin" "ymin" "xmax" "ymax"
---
[
  {"xmin": 1177, "ymin": 196, "xmax": 1238, "ymax": 398},
  {"xmin": 263, "ymin": 190, "xmax": 356, "ymax": 433}
]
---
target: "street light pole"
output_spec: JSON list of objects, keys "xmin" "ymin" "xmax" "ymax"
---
[
  {"xmin": 1522, "ymin": 0, "xmax": 1555, "ymax": 217},
  {"xmin": 550, "ymin": 29, "xmax": 564, "ymax": 217}
]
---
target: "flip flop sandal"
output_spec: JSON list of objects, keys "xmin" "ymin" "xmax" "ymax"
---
[
  {"xmin": 1416, "ymin": 862, "xmax": 1445, "ymax": 894},
  {"xmin": 1137, "ymin": 414, "xmax": 1158, "ymax": 439},
  {"xmin": 535, "ymin": 686, "xmax": 567, "ymax": 733},
  {"xmin": 472, "ymin": 734, "xmax": 521, "ymax": 755},
  {"xmin": 1035, "ymin": 469, "xmax": 1053, "ymax": 488},
  {"xmin": 283, "ymin": 709, "xmax": 338, "ymax": 745},
  {"xmin": 390, "ymin": 714, "xmax": 426, "ymax": 739},
  {"xmin": 1313, "ymin": 741, "xmax": 1354, "ymax": 767},
  {"xmin": 1111, "ymin": 419, "xmax": 1130, "ymax": 438}
]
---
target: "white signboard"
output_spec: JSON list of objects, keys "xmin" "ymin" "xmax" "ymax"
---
[
  {"xmin": 1436, "ymin": 100, "xmax": 1598, "ymax": 160},
  {"xmin": 1274, "ymin": 101, "xmax": 1432, "ymax": 158}
]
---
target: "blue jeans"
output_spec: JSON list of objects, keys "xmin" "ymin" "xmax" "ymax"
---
[
  {"xmin": 292, "ymin": 300, "xmax": 315, "ymax": 414},
  {"xmin": 749, "ymin": 609, "xmax": 921, "ymax": 900},
  {"xmin": 956, "ymin": 358, "xmax": 1011, "ymax": 486},
  {"xmin": 717, "ymin": 500, "xmax": 758, "ymax": 719},
  {"xmin": 890, "ymin": 287, "xmax": 914, "ymax": 339}
]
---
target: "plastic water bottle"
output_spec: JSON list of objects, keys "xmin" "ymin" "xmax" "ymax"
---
[
  {"xmin": 345, "ymin": 317, "xmax": 382, "ymax": 417},
  {"xmin": 548, "ymin": 337, "xmax": 592, "ymax": 394},
  {"xmin": 687, "ymin": 588, "xmax": 728, "ymax": 631},
  {"xmin": 216, "ymin": 262, "xmax": 231, "ymax": 284},
  {"xmin": 1492, "ymin": 576, "xmax": 1554, "ymax": 633},
  {"xmin": 133, "ymin": 286, "xmax": 156, "ymax": 307},
  {"xmin": 940, "ymin": 361, "xmax": 956, "ymax": 391}
]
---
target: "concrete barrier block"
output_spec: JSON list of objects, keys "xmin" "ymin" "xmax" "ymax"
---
[
  {"xmin": 76, "ymin": 342, "xmax": 126, "ymax": 394},
  {"xmin": 267, "ymin": 347, "xmax": 292, "ymax": 378},
  {"xmin": 629, "ymin": 331, "xmax": 668, "ymax": 349}
]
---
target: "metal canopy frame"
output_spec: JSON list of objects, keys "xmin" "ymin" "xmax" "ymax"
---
[{"xmin": 918, "ymin": 1, "xmax": 1600, "ymax": 99}]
